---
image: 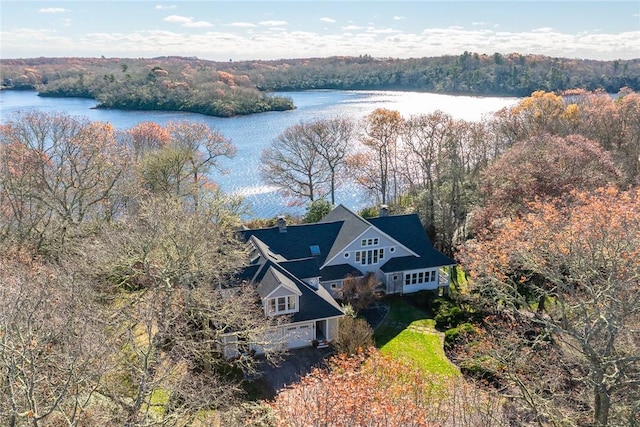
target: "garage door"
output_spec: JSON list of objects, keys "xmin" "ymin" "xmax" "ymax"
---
[{"xmin": 284, "ymin": 324, "xmax": 313, "ymax": 349}]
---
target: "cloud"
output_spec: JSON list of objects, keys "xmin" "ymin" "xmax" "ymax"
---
[
  {"xmin": 393, "ymin": 16, "xmax": 405, "ymax": 21},
  {"xmin": 259, "ymin": 20, "xmax": 287, "ymax": 26},
  {"xmin": 228, "ymin": 22, "xmax": 257, "ymax": 27},
  {"xmin": 184, "ymin": 21, "xmax": 213, "ymax": 28},
  {"xmin": 164, "ymin": 15, "xmax": 212, "ymax": 27},
  {"xmin": 320, "ymin": 17, "xmax": 336, "ymax": 24},
  {"xmin": 155, "ymin": 5, "xmax": 177, "ymax": 10},
  {"xmin": 3, "ymin": 23, "xmax": 638, "ymax": 62},
  {"xmin": 532, "ymin": 27, "xmax": 554, "ymax": 33},
  {"xmin": 164, "ymin": 15, "xmax": 191, "ymax": 24},
  {"xmin": 38, "ymin": 8, "xmax": 68, "ymax": 14}
]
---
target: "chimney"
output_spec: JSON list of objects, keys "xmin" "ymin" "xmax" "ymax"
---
[
  {"xmin": 380, "ymin": 205, "xmax": 389, "ymax": 217},
  {"xmin": 277, "ymin": 215, "xmax": 287, "ymax": 233}
]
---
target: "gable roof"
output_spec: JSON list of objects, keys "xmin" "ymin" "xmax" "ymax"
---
[
  {"xmin": 368, "ymin": 213, "xmax": 455, "ymax": 272},
  {"xmin": 317, "ymin": 204, "xmax": 372, "ymax": 264},
  {"xmin": 251, "ymin": 260, "xmax": 344, "ymax": 322},
  {"xmin": 258, "ymin": 266, "xmax": 303, "ymax": 298}
]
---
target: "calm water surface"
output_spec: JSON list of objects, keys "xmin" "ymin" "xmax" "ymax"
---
[{"xmin": 0, "ymin": 90, "xmax": 519, "ymax": 218}]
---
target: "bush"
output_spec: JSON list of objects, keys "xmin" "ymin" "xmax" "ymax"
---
[
  {"xmin": 435, "ymin": 306, "xmax": 461, "ymax": 329},
  {"xmin": 444, "ymin": 322, "xmax": 476, "ymax": 346},
  {"xmin": 333, "ymin": 316, "xmax": 374, "ymax": 355}
]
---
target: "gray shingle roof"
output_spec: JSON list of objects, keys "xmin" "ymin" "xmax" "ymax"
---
[
  {"xmin": 236, "ymin": 205, "xmax": 454, "ymax": 324},
  {"xmin": 240, "ymin": 221, "xmax": 343, "ymax": 265},
  {"xmin": 320, "ymin": 263, "xmax": 363, "ymax": 281}
]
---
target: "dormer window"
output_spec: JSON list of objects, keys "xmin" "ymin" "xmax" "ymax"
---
[{"xmin": 267, "ymin": 295, "xmax": 297, "ymax": 315}]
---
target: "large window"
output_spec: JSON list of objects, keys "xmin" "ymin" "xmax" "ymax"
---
[
  {"xmin": 268, "ymin": 295, "xmax": 296, "ymax": 314},
  {"xmin": 404, "ymin": 270, "xmax": 437, "ymax": 286},
  {"xmin": 355, "ymin": 248, "xmax": 385, "ymax": 265}
]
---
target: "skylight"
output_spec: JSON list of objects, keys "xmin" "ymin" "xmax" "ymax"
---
[{"xmin": 310, "ymin": 245, "xmax": 321, "ymax": 256}]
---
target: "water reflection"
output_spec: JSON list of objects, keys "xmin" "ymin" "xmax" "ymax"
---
[{"xmin": 0, "ymin": 90, "xmax": 519, "ymax": 218}]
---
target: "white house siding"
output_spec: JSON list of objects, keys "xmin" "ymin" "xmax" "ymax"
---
[
  {"xmin": 325, "ymin": 229, "xmax": 414, "ymax": 273},
  {"xmin": 402, "ymin": 268, "xmax": 440, "ymax": 293},
  {"xmin": 320, "ymin": 279, "xmax": 349, "ymax": 299},
  {"xmin": 384, "ymin": 273, "xmax": 404, "ymax": 294}
]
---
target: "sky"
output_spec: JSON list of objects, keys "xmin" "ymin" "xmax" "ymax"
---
[{"xmin": 1, "ymin": 1, "xmax": 639, "ymax": 61}]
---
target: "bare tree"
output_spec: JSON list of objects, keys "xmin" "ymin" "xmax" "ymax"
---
[
  {"xmin": 260, "ymin": 122, "xmax": 331, "ymax": 204},
  {"xmin": 333, "ymin": 315, "xmax": 374, "ymax": 355},
  {"xmin": 349, "ymin": 108, "xmax": 403, "ymax": 205},
  {"xmin": 0, "ymin": 112, "xmax": 131, "ymax": 254},
  {"xmin": 305, "ymin": 117, "xmax": 353, "ymax": 204},
  {"xmin": 138, "ymin": 121, "xmax": 236, "ymax": 209},
  {"xmin": 340, "ymin": 273, "xmax": 378, "ymax": 313},
  {"xmin": 75, "ymin": 194, "xmax": 284, "ymax": 424},
  {"xmin": 0, "ymin": 252, "xmax": 111, "ymax": 427}
]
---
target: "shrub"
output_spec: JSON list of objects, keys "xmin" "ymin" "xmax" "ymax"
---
[
  {"xmin": 333, "ymin": 316, "xmax": 374, "ymax": 355},
  {"xmin": 435, "ymin": 306, "xmax": 461, "ymax": 329},
  {"xmin": 444, "ymin": 322, "xmax": 476, "ymax": 346}
]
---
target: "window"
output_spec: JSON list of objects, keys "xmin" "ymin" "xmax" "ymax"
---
[
  {"xmin": 404, "ymin": 270, "xmax": 436, "ymax": 286},
  {"xmin": 361, "ymin": 238, "xmax": 379, "ymax": 247},
  {"xmin": 354, "ymin": 248, "xmax": 385, "ymax": 265},
  {"xmin": 268, "ymin": 295, "xmax": 296, "ymax": 314}
]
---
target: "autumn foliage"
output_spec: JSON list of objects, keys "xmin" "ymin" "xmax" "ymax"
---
[
  {"xmin": 270, "ymin": 348, "xmax": 506, "ymax": 427},
  {"xmin": 459, "ymin": 187, "xmax": 640, "ymax": 426}
]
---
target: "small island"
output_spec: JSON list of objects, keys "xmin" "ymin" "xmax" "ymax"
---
[{"xmin": 1, "ymin": 57, "xmax": 295, "ymax": 117}]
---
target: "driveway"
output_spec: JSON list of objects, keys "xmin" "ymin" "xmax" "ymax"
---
[
  {"xmin": 253, "ymin": 346, "xmax": 334, "ymax": 393},
  {"xmin": 250, "ymin": 300, "xmax": 389, "ymax": 395}
]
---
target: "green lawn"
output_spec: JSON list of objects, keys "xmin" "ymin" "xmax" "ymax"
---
[{"xmin": 374, "ymin": 296, "xmax": 459, "ymax": 377}]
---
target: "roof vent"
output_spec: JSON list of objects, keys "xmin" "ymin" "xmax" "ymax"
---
[
  {"xmin": 277, "ymin": 215, "xmax": 287, "ymax": 233},
  {"xmin": 380, "ymin": 205, "xmax": 389, "ymax": 217}
]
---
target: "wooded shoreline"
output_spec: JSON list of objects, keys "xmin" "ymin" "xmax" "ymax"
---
[{"xmin": 2, "ymin": 53, "xmax": 638, "ymax": 116}]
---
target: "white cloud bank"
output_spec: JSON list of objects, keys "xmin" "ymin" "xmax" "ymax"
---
[{"xmin": 1, "ymin": 25, "xmax": 638, "ymax": 61}]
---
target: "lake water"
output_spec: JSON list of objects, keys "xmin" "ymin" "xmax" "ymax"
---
[{"xmin": 0, "ymin": 90, "xmax": 519, "ymax": 218}]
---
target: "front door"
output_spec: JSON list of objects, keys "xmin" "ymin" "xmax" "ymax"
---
[{"xmin": 315, "ymin": 320, "xmax": 326, "ymax": 341}]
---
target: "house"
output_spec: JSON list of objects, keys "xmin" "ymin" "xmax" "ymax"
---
[{"xmin": 233, "ymin": 204, "xmax": 455, "ymax": 354}]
